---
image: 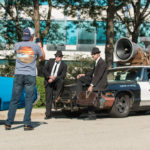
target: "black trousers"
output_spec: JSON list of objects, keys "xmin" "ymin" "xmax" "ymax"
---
[
  {"xmin": 76, "ymin": 75, "xmax": 96, "ymax": 116},
  {"xmin": 45, "ymin": 79, "xmax": 64, "ymax": 117},
  {"xmin": 76, "ymin": 75, "xmax": 92, "ymax": 98}
]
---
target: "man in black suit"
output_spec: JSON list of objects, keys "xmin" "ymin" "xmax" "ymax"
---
[
  {"xmin": 76, "ymin": 47, "xmax": 108, "ymax": 120},
  {"xmin": 43, "ymin": 50, "xmax": 67, "ymax": 119}
]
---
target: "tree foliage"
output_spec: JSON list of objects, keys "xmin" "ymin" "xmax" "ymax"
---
[
  {"xmin": 0, "ymin": 0, "xmax": 53, "ymax": 44},
  {"xmin": 0, "ymin": 53, "xmax": 15, "ymax": 77},
  {"xmin": 65, "ymin": 54, "xmax": 94, "ymax": 84},
  {"xmin": 55, "ymin": 0, "xmax": 128, "ymax": 68},
  {"xmin": 116, "ymin": 0, "xmax": 150, "ymax": 43},
  {"xmin": 0, "ymin": 0, "xmax": 150, "ymax": 70}
]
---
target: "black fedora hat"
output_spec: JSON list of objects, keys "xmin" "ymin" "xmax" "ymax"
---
[
  {"xmin": 91, "ymin": 47, "xmax": 101, "ymax": 55},
  {"xmin": 54, "ymin": 50, "xmax": 63, "ymax": 57}
]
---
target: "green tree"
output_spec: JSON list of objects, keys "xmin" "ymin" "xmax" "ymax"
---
[
  {"xmin": 56, "ymin": 0, "xmax": 129, "ymax": 68},
  {"xmin": 116, "ymin": 0, "xmax": 150, "ymax": 43},
  {"xmin": 0, "ymin": 0, "xmax": 53, "ymax": 44},
  {"xmin": 0, "ymin": 0, "xmax": 58, "ymax": 76},
  {"xmin": 105, "ymin": 0, "xmax": 128, "ymax": 69}
]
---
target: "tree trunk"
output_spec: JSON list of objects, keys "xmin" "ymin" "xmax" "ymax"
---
[
  {"xmin": 132, "ymin": 28, "xmax": 140, "ymax": 43},
  {"xmin": 105, "ymin": 1, "xmax": 115, "ymax": 69},
  {"xmin": 33, "ymin": 0, "xmax": 40, "ymax": 38},
  {"xmin": 33, "ymin": 0, "xmax": 44, "ymax": 76}
]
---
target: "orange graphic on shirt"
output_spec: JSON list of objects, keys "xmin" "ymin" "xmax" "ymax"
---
[{"xmin": 17, "ymin": 46, "xmax": 35, "ymax": 64}]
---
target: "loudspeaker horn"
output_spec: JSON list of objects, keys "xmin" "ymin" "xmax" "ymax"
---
[{"xmin": 114, "ymin": 37, "xmax": 142, "ymax": 62}]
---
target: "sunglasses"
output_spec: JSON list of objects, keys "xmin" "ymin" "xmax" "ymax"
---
[
  {"xmin": 55, "ymin": 55, "xmax": 62, "ymax": 57},
  {"xmin": 91, "ymin": 53, "xmax": 97, "ymax": 55}
]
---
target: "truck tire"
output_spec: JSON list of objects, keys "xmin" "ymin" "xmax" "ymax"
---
[{"xmin": 110, "ymin": 93, "xmax": 130, "ymax": 118}]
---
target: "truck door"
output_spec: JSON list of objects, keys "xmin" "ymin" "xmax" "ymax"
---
[{"xmin": 138, "ymin": 68, "xmax": 150, "ymax": 106}]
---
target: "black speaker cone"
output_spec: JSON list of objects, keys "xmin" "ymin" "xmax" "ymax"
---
[{"xmin": 116, "ymin": 39, "xmax": 132, "ymax": 60}]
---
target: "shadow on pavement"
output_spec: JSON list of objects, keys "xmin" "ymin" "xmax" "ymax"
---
[
  {"xmin": 129, "ymin": 110, "xmax": 150, "ymax": 117},
  {"xmin": 0, "ymin": 120, "xmax": 47, "ymax": 130},
  {"xmin": 52, "ymin": 109, "xmax": 150, "ymax": 120},
  {"xmin": 1, "ymin": 110, "xmax": 149, "ymax": 124},
  {"xmin": 52, "ymin": 109, "xmax": 110, "ymax": 120},
  {"xmin": 51, "ymin": 111, "xmax": 69, "ymax": 119}
]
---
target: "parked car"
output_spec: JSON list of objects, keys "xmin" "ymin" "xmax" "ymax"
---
[
  {"xmin": 54, "ymin": 65, "xmax": 150, "ymax": 118},
  {"xmin": 101, "ymin": 65, "xmax": 150, "ymax": 117},
  {"xmin": 0, "ymin": 76, "xmax": 38, "ymax": 111}
]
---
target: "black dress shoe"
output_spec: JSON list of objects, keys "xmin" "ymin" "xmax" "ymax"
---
[
  {"xmin": 5, "ymin": 124, "xmax": 11, "ymax": 130},
  {"xmin": 24, "ymin": 125, "xmax": 34, "ymax": 131},
  {"xmin": 84, "ymin": 111, "xmax": 97, "ymax": 120},
  {"xmin": 84, "ymin": 115, "xmax": 97, "ymax": 120},
  {"xmin": 44, "ymin": 115, "xmax": 52, "ymax": 120}
]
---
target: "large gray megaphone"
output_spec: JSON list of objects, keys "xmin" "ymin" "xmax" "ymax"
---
[{"xmin": 114, "ymin": 37, "xmax": 142, "ymax": 62}]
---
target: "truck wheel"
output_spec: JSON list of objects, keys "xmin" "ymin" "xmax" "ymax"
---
[
  {"xmin": 62, "ymin": 109, "xmax": 82, "ymax": 118},
  {"xmin": 110, "ymin": 93, "xmax": 130, "ymax": 118}
]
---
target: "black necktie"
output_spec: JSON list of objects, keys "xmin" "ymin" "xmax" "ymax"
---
[{"xmin": 53, "ymin": 62, "xmax": 58, "ymax": 74}]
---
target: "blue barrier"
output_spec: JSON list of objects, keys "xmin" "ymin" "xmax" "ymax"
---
[{"xmin": 0, "ymin": 76, "xmax": 37, "ymax": 111}]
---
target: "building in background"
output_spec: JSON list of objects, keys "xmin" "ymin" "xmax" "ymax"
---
[{"xmin": 0, "ymin": 0, "xmax": 149, "ymax": 62}]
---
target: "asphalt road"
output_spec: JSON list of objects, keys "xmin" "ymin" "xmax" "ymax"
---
[{"xmin": 0, "ymin": 108, "xmax": 150, "ymax": 150}]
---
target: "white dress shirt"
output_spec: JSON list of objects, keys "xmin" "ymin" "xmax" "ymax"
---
[
  {"xmin": 51, "ymin": 61, "xmax": 61, "ymax": 77},
  {"xmin": 95, "ymin": 56, "xmax": 100, "ymax": 66}
]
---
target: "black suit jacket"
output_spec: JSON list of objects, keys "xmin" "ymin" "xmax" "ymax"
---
[
  {"xmin": 87, "ymin": 57, "xmax": 108, "ymax": 91},
  {"xmin": 43, "ymin": 59, "xmax": 67, "ymax": 87}
]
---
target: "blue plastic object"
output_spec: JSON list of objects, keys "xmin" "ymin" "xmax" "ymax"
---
[{"xmin": 0, "ymin": 76, "xmax": 37, "ymax": 111}]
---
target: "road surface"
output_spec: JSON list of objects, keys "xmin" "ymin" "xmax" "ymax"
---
[{"xmin": 0, "ymin": 108, "xmax": 150, "ymax": 150}]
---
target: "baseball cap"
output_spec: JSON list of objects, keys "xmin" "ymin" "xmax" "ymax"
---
[{"xmin": 22, "ymin": 27, "xmax": 35, "ymax": 41}]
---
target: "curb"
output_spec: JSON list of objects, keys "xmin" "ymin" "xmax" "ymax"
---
[{"xmin": 0, "ymin": 108, "xmax": 45, "ymax": 120}]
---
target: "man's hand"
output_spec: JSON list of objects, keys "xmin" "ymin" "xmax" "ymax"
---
[
  {"xmin": 48, "ymin": 79, "xmax": 53, "ymax": 83},
  {"xmin": 48, "ymin": 76, "xmax": 56, "ymax": 83},
  {"xmin": 77, "ymin": 74, "xmax": 85, "ymax": 79},
  {"xmin": 88, "ymin": 85, "xmax": 93, "ymax": 92},
  {"xmin": 49, "ymin": 76, "xmax": 56, "ymax": 80},
  {"xmin": 37, "ymin": 42, "xmax": 45, "ymax": 61}
]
